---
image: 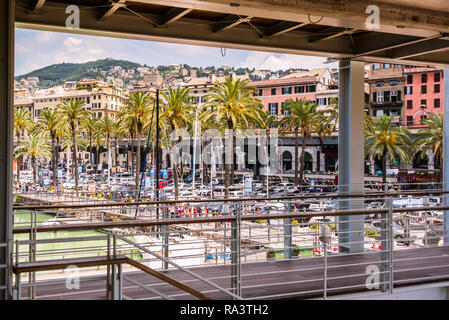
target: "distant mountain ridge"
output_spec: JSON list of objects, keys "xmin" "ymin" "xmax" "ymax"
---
[{"xmin": 15, "ymin": 58, "xmax": 143, "ymax": 87}]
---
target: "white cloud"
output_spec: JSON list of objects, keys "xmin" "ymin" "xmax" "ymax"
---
[
  {"xmin": 240, "ymin": 52, "xmax": 333, "ymax": 71},
  {"xmin": 63, "ymin": 37, "xmax": 83, "ymax": 52}
]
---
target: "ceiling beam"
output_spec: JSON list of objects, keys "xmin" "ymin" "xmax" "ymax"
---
[
  {"xmin": 212, "ymin": 15, "xmax": 253, "ymax": 33},
  {"xmin": 262, "ymin": 21, "xmax": 309, "ymax": 38},
  {"xmin": 309, "ymin": 28, "xmax": 358, "ymax": 43},
  {"xmin": 387, "ymin": 39, "xmax": 449, "ymax": 60},
  {"xmin": 99, "ymin": 0, "xmax": 127, "ymax": 21},
  {"xmin": 32, "ymin": 0, "xmax": 46, "ymax": 11},
  {"xmin": 351, "ymin": 33, "xmax": 444, "ymax": 58},
  {"xmin": 158, "ymin": 7, "xmax": 193, "ymax": 26}
]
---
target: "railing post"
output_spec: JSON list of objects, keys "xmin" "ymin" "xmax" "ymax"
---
[
  {"xmin": 13, "ymin": 241, "xmax": 20, "ymax": 300},
  {"xmin": 230, "ymin": 203, "xmax": 241, "ymax": 298},
  {"xmin": 283, "ymin": 186, "xmax": 292, "ymax": 260},
  {"xmin": 111, "ymin": 263, "xmax": 122, "ymax": 300},
  {"xmin": 381, "ymin": 197, "xmax": 393, "ymax": 293},
  {"xmin": 161, "ymin": 191, "xmax": 169, "ymax": 270},
  {"xmin": 106, "ymin": 234, "xmax": 111, "ymax": 300},
  {"xmin": 388, "ymin": 197, "xmax": 394, "ymax": 294}
]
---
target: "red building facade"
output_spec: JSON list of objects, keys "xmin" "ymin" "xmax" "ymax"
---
[
  {"xmin": 404, "ymin": 67, "xmax": 444, "ymax": 127},
  {"xmin": 248, "ymin": 77, "xmax": 319, "ymax": 117}
]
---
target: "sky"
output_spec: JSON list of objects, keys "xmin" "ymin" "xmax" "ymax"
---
[{"xmin": 15, "ymin": 28, "xmax": 336, "ymax": 76}]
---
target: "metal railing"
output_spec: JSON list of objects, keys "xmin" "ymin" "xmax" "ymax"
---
[{"xmin": 10, "ymin": 187, "xmax": 449, "ymax": 300}]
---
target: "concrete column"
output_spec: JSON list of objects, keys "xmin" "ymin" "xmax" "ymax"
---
[
  {"xmin": 338, "ymin": 59, "xmax": 365, "ymax": 253},
  {"xmin": 443, "ymin": 68, "xmax": 449, "ymax": 244},
  {"xmin": 319, "ymin": 149, "xmax": 326, "ymax": 172},
  {"xmin": 0, "ymin": 0, "xmax": 14, "ymax": 300}
]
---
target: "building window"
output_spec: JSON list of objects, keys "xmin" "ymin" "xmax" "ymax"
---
[
  {"xmin": 294, "ymin": 86, "xmax": 304, "ymax": 94},
  {"xmin": 376, "ymin": 81, "xmax": 385, "ymax": 87},
  {"xmin": 257, "ymin": 89, "xmax": 263, "ymax": 96},
  {"xmin": 389, "ymin": 80, "xmax": 398, "ymax": 86},
  {"xmin": 384, "ymin": 91, "xmax": 390, "ymax": 102},
  {"xmin": 434, "ymin": 84, "xmax": 440, "ymax": 93},
  {"xmin": 281, "ymin": 87, "xmax": 292, "ymax": 95},
  {"xmin": 271, "ymin": 88, "xmax": 276, "ymax": 95},
  {"xmin": 405, "ymin": 86, "xmax": 413, "ymax": 95},
  {"xmin": 421, "ymin": 99, "xmax": 427, "ymax": 108},
  {"xmin": 373, "ymin": 63, "xmax": 381, "ymax": 70},
  {"xmin": 375, "ymin": 91, "xmax": 384, "ymax": 103},
  {"xmin": 281, "ymin": 102, "xmax": 290, "ymax": 115},
  {"xmin": 407, "ymin": 75, "xmax": 413, "ymax": 84},
  {"xmin": 434, "ymin": 98, "xmax": 441, "ymax": 108},
  {"xmin": 384, "ymin": 64, "xmax": 391, "ymax": 69},
  {"xmin": 406, "ymin": 116, "xmax": 413, "ymax": 126},
  {"xmin": 407, "ymin": 100, "xmax": 413, "ymax": 109},
  {"xmin": 98, "ymin": 112, "xmax": 103, "ymax": 118},
  {"xmin": 421, "ymin": 74, "xmax": 427, "ymax": 83},
  {"xmin": 435, "ymin": 72, "xmax": 441, "ymax": 83},
  {"xmin": 268, "ymin": 103, "xmax": 278, "ymax": 115},
  {"xmin": 306, "ymin": 85, "xmax": 316, "ymax": 93},
  {"xmin": 391, "ymin": 90, "xmax": 398, "ymax": 102},
  {"xmin": 421, "ymin": 85, "xmax": 427, "ymax": 94}
]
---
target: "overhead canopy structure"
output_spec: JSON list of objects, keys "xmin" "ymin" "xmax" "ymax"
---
[{"xmin": 13, "ymin": 0, "xmax": 449, "ymax": 67}]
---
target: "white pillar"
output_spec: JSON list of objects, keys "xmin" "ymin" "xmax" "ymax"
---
[
  {"xmin": 0, "ymin": 0, "xmax": 13, "ymax": 299},
  {"xmin": 338, "ymin": 59, "xmax": 365, "ymax": 253}
]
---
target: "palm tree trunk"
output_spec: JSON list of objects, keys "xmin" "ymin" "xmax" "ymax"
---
[
  {"xmin": 130, "ymin": 134, "xmax": 135, "ymax": 177},
  {"xmin": 51, "ymin": 136, "xmax": 57, "ymax": 188},
  {"xmin": 114, "ymin": 139, "xmax": 119, "ymax": 172},
  {"xmin": 16, "ymin": 133, "xmax": 21, "ymax": 183},
  {"xmin": 96, "ymin": 144, "xmax": 100, "ymax": 174},
  {"xmin": 230, "ymin": 134, "xmax": 236, "ymax": 186},
  {"xmin": 294, "ymin": 127, "xmax": 299, "ymax": 186},
  {"xmin": 32, "ymin": 155, "xmax": 37, "ymax": 186},
  {"xmin": 382, "ymin": 150, "xmax": 387, "ymax": 192},
  {"xmin": 89, "ymin": 134, "xmax": 93, "ymax": 170},
  {"xmin": 71, "ymin": 126, "xmax": 79, "ymax": 197},
  {"xmin": 136, "ymin": 132, "xmax": 141, "ymax": 189},
  {"xmin": 299, "ymin": 131, "xmax": 306, "ymax": 190},
  {"xmin": 224, "ymin": 122, "xmax": 234, "ymax": 198},
  {"xmin": 439, "ymin": 148, "xmax": 443, "ymax": 183}
]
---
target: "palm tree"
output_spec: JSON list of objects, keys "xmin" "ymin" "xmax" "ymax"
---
[
  {"xmin": 365, "ymin": 116, "xmax": 412, "ymax": 190},
  {"xmin": 119, "ymin": 92, "xmax": 152, "ymax": 188},
  {"xmin": 160, "ymin": 86, "xmax": 194, "ymax": 199},
  {"xmin": 280, "ymin": 98, "xmax": 319, "ymax": 188},
  {"xmin": 201, "ymin": 77, "xmax": 263, "ymax": 197},
  {"xmin": 15, "ymin": 133, "xmax": 52, "ymax": 185},
  {"xmin": 14, "ymin": 108, "xmax": 32, "ymax": 183},
  {"xmin": 39, "ymin": 109, "xmax": 61, "ymax": 187},
  {"xmin": 413, "ymin": 113, "xmax": 443, "ymax": 182},
  {"xmin": 57, "ymin": 99, "xmax": 90, "ymax": 196}
]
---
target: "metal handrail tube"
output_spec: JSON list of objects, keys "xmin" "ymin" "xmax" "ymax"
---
[
  {"xmin": 19, "ymin": 275, "xmax": 107, "ymax": 288},
  {"xmin": 13, "ymin": 189, "xmax": 449, "ymax": 210},
  {"xmin": 14, "ymin": 203, "xmax": 449, "ymax": 234},
  {"xmin": 118, "ymin": 236, "xmax": 242, "ymax": 300}
]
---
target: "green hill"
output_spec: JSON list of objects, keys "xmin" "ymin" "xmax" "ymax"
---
[{"xmin": 15, "ymin": 58, "xmax": 143, "ymax": 87}]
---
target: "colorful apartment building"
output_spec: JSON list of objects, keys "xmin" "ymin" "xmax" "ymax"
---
[
  {"xmin": 404, "ymin": 67, "xmax": 444, "ymax": 127},
  {"xmin": 367, "ymin": 63, "xmax": 405, "ymax": 125}
]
